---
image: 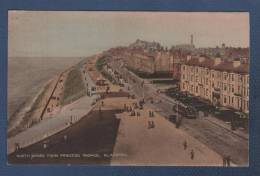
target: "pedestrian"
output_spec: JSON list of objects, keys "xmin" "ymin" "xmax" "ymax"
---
[
  {"xmin": 151, "ymin": 121, "xmax": 155, "ymax": 128},
  {"xmin": 183, "ymin": 141, "xmax": 187, "ymax": 150},
  {"xmin": 43, "ymin": 142, "xmax": 47, "ymax": 149},
  {"xmin": 15, "ymin": 142, "xmax": 20, "ymax": 151},
  {"xmin": 226, "ymin": 156, "xmax": 231, "ymax": 167},
  {"xmin": 190, "ymin": 149, "xmax": 195, "ymax": 160}
]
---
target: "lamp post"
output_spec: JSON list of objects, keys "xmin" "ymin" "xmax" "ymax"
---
[{"xmin": 141, "ymin": 80, "xmax": 145, "ymax": 102}]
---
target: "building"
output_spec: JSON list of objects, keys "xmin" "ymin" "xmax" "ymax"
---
[
  {"xmin": 172, "ymin": 58, "xmax": 182, "ymax": 80},
  {"xmin": 180, "ymin": 56, "xmax": 249, "ymax": 113},
  {"xmin": 124, "ymin": 48, "xmax": 173, "ymax": 75},
  {"xmin": 154, "ymin": 51, "xmax": 173, "ymax": 74},
  {"xmin": 172, "ymin": 34, "xmax": 195, "ymax": 52},
  {"xmin": 128, "ymin": 52, "xmax": 155, "ymax": 74}
]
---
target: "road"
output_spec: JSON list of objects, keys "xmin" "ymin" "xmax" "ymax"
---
[{"xmin": 107, "ymin": 58, "xmax": 248, "ymax": 166}]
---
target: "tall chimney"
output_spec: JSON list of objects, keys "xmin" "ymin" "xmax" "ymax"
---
[{"xmin": 191, "ymin": 34, "xmax": 194, "ymax": 45}]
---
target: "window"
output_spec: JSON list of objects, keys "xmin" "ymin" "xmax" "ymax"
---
[
  {"xmin": 212, "ymin": 73, "xmax": 214, "ymax": 78},
  {"xmin": 224, "ymin": 84, "xmax": 227, "ymax": 91},
  {"xmin": 237, "ymin": 98, "xmax": 240, "ymax": 108},
  {"xmin": 224, "ymin": 73, "xmax": 227, "ymax": 80},
  {"xmin": 224, "ymin": 96, "xmax": 227, "ymax": 104},
  {"xmin": 206, "ymin": 89, "xmax": 208, "ymax": 96},
  {"xmin": 228, "ymin": 96, "xmax": 230, "ymax": 104},
  {"xmin": 196, "ymin": 86, "xmax": 198, "ymax": 93},
  {"xmin": 232, "ymin": 97, "xmax": 234, "ymax": 104},
  {"xmin": 232, "ymin": 85, "xmax": 234, "ymax": 93},
  {"xmin": 196, "ymin": 68, "xmax": 198, "ymax": 73},
  {"xmin": 231, "ymin": 74, "xmax": 234, "ymax": 81}
]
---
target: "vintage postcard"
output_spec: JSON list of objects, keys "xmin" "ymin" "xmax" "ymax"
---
[{"xmin": 7, "ymin": 11, "xmax": 249, "ymax": 166}]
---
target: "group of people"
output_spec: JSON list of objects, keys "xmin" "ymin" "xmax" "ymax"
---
[
  {"xmin": 183, "ymin": 140, "xmax": 195, "ymax": 160},
  {"xmin": 148, "ymin": 110, "xmax": 155, "ymax": 129},
  {"xmin": 124, "ymin": 102, "xmax": 142, "ymax": 117},
  {"xmin": 223, "ymin": 155, "xmax": 231, "ymax": 167}
]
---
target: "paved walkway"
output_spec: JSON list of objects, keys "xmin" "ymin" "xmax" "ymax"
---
[
  {"xmin": 7, "ymin": 94, "xmax": 98, "ymax": 154},
  {"xmin": 100, "ymin": 97, "xmax": 223, "ymax": 166}
]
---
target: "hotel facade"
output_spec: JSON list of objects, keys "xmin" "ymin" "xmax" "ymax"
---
[{"xmin": 180, "ymin": 56, "xmax": 249, "ymax": 114}]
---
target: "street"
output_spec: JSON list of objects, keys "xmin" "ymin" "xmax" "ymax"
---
[{"xmin": 108, "ymin": 58, "xmax": 248, "ymax": 166}]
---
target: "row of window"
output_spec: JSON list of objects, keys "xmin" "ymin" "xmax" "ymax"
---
[
  {"xmin": 182, "ymin": 80, "xmax": 249, "ymax": 98},
  {"xmin": 182, "ymin": 65, "xmax": 249, "ymax": 84},
  {"xmin": 182, "ymin": 83, "xmax": 249, "ymax": 111},
  {"xmin": 223, "ymin": 95, "xmax": 249, "ymax": 110}
]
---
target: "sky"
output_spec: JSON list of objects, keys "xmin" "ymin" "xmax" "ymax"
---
[{"xmin": 8, "ymin": 11, "xmax": 249, "ymax": 57}]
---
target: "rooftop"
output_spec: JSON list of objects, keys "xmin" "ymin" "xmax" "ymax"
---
[{"xmin": 184, "ymin": 56, "xmax": 249, "ymax": 74}]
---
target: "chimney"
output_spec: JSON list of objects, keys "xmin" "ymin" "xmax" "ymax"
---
[
  {"xmin": 191, "ymin": 34, "xmax": 194, "ymax": 45},
  {"xmin": 233, "ymin": 60, "xmax": 241, "ymax": 67}
]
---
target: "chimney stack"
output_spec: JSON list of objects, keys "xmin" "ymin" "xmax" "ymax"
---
[{"xmin": 191, "ymin": 34, "xmax": 194, "ymax": 45}]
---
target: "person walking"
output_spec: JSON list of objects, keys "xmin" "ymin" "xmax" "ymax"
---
[
  {"xmin": 183, "ymin": 141, "xmax": 187, "ymax": 150},
  {"xmin": 226, "ymin": 156, "xmax": 231, "ymax": 167},
  {"xmin": 63, "ymin": 135, "xmax": 68, "ymax": 142},
  {"xmin": 190, "ymin": 149, "xmax": 195, "ymax": 160},
  {"xmin": 124, "ymin": 104, "xmax": 127, "ymax": 111}
]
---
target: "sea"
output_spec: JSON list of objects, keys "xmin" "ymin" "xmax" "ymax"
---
[{"xmin": 8, "ymin": 57, "xmax": 84, "ymax": 127}]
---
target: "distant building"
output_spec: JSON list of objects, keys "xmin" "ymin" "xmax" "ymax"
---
[
  {"xmin": 129, "ymin": 39, "xmax": 163, "ymax": 51},
  {"xmin": 172, "ymin": 35, "xmax": 195, "ymax": 52},
  {"xmin": 124, "ymin": 48, "xmax": 173, "ymax": 75}
]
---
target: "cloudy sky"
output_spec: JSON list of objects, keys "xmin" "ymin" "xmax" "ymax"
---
[{"xmin": 8, "ymin": 11, "xmax": 249, "ymax": 57}]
